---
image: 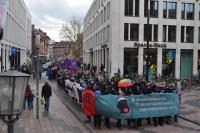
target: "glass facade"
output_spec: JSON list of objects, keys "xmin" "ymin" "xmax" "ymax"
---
[
  {"xmin": 143, "ymin": 49, "xmax": 157, "ymax": 78},
  {"xmin": 181, "ymin": 26, "xmax": 194, "ymax": 43},
  {"xmin": 124, "ymin": 23, "xmax": 139, "ymax": 41},
  {"xmin": 124, "ymin": 0, "xmax": 139, "ymax": 17},
  {"xmin": 162, "ymin": 49, "xmax": 175, "ymax": 77},
  {"xmin": 199, "ymin": 27, "xmax": 200, "ymax": 43},
  {"xmin": 168, "ymin": 2, "xmax": 176, "ymax": 19},
  {"xmin": 130, "ymin": 24, "xmax": 139, "ymax": 41},
  {"xmin": 124, "ymin": 23, "xmax": 129, "ymax": 40},
  {"xmin": 168, "ymin": 26, "xmax": 176, "ymax": 42},
  {"xmin": 182, "ymin": 3, "xmax": 194, "ymax": 20},
  {"xmin": 124, "ymin": 48, "xmax": 138, "ymax": 75},
  {"xmin": 163, "ymin": 2, "xmax": 176, "ymax": 19},
  {"xmin": 144, "ymin": 24, "xmax": 158, "ymax": 42},
  {"xmin": 144, "ymin": 0, "xmax": 158, "ymax": 18},
  {"xmin": 163, "ymin": 25, "xmax": 176, "ymax": 42}
]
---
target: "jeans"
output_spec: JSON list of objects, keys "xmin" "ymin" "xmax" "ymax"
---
[
  {"xmin": 44, "ymin": 97, "xmax": 50, "ymax": 111},
  {"xmin": 23, "ymin": 97, "xmax": 28, "ymax": 109},
  {"xmin": 28, "ymin": 96, "xmax": 34, "ymax": 109}
]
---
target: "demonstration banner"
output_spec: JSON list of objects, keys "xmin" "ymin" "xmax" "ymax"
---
[{"xmin": 95, "ymin": 93, "xmax": 180, "ymax": 119}]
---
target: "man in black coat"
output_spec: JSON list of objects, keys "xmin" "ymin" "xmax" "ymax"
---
[{"xmin": 42, "ymin": 81, "xmax": 52, "ymax": 111}]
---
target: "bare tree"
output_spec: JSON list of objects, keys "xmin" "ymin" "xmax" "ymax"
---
[
  {"xmin": 60, "ymin": 16, "xmax": 82, "ymax": 41},
  {"xmin": 60, "ymin": 16, "xmax": 83, "ymax": 59}
]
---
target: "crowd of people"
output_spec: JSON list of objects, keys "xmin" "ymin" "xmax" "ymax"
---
[{"xmin": 61, "ymin": 64, "xmax": 181, "ymax": 130}]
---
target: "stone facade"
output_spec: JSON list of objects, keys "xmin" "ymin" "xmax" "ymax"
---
[{"xmin": 83, "ymin": 0, "xmax": 200, "ymax": 79}]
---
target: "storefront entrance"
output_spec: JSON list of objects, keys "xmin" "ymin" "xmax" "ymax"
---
[
  {"xmin": 124, "ymin": 48, "xmax": 138, "ymax": 76},
  {"xmin": 143, "ymin": 48, "xmax": 157, "ymax": 78},
  {"xmin": 180, "ymin": 50, "xmax": 193, "ymax": 79},
  {"xmin": 162, "ymin": 49, "xmax": 175, "ymax": 77}
]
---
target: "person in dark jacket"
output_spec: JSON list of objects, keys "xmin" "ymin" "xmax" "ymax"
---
[{"xmin": 42, "ymin": 81, "xmax": 52, "ymax": 111}]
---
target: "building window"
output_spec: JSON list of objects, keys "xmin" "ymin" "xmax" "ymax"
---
[
  {"xmin": 154, "ymin": 25, "xmax": 158, "ymax": 42},
  {"xmin": 163, "ymin": 25, "xmax": 166, "ymax": 42},
  {"xmin": 168, "ymin": 26, "xmax": 176, "ymax": 42},
  {"xmin": 186, "ymin": 27, "xmax": 194, "ymax": 43},
  {"xmin": 130, "ymin": 24, "xmax": 139, "ymax": 41},
  {"xmin": 135, "ymin": 0, "xmax": 139, "ymax": 17},
  {"xmin": 199, "ymin": 27, "xmax": 200, "ymax": 43},
  {"xmin": 182, "ymin": 3, "xmax": 194, "ymax": 20},
  {"xmin": 199, "ymin": 4, "xmax": 200, "ymax": 20},
  {"xmin": 181, "ymin": 26, "xmax": 184, "ymax": 43},
  {"xmin": 163, "ymin": 2, "xmax": 177, "ymax": 19},
  {"xmin": 107, "ymin": 2, "xmax": 110, "ymax": 20},
  {"xmin": 144, "ymin": 24, "xmax": 158, "ymax": 42},
  {"xmin": 163, "ymin": 2, "xmax": 167, "ymax": 18},
  {"xmin": 168, "ymin": 2, "xmax": 176, "ymax": 19},
  {"xmin": 144, "ymin": 0, "xmax": 158, "ymax": 18},
  {"xmin": 124, "ymin": 0, "xmax": 139, "ymax": 17},
  {"xmin": 125, "ymin": 0, "xmax": 133, "ymax": 16},
  {"xmin": 181, "ymin": 26, "xmax": 194, "ymax": 43},
  {"xmin": 124, "ymin": 23, "xmax": 129, "ymax": 41},
  {"xmin": 144, "ymin": 24, "xmax": 152, "ymax": 41}
]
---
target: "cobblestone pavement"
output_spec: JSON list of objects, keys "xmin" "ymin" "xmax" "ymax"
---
[
  {"xmin": 0, "ymin": 77, "xmax": 89, "ymax": 133},
  {"xmin": 0, "ymin": 75, "xmax": 200, "ymax": 133}
]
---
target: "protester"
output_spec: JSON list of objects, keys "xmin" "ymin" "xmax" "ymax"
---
[{"xmin": 41, "ymin": 81, "xmax": 52, "ymax": 111}]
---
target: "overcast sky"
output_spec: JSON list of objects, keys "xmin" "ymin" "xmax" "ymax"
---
[{"xmin": 24, "ymin": 0, "xmax": 93, "ymax": 41}]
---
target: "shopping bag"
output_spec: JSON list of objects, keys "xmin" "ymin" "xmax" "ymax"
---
[{"xmin": 40, "ymin": 97, "xmax": 45, "ymax": 105}]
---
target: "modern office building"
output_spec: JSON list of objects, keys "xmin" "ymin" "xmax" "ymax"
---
[
  {"xmin": 83, "ymin": 0, "xmax": 200, "ymax": 79},
  {"xmin": 0, "ymin": 0, "xmax": 32, "ymax": 72}
]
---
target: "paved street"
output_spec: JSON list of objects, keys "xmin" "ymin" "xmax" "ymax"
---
[
  {"xmin": 0, "ymin": 74, "xmax": 200, "ymax": 133},
  {"xmin": 0, "ymin": 76, "xmax": 89, "ymax": 133}
]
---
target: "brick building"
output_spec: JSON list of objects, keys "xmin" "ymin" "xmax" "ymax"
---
[
  {"xmin": 53, "ymin": 41, "xmax": 74, "ymax": 60},
  {"xmin": 32, "ymin": 25, "xmax": 50, "ymax": 63}
]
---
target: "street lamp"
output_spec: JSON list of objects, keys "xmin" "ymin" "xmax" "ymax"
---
[
  {"xmin": 0, "ymin": 71, "xmax": 30, "ymax": 133},
  {"xmin": 35, "ymin": 33, "xmax": 40, "ymax": 119}
]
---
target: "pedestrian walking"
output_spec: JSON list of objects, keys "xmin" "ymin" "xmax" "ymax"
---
[
  {"xmin": 24, "ymin": 84, "xmax": 34, "ymax": 109},
  {"xmin": 41, "ymin": 81, "xmax": 52, "ymax": 111}
]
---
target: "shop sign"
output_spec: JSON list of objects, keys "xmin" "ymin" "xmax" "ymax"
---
[
  {"xmin": 11, "ymin": 47, "xmax": 17, "ymax": 56},
  {"xmin": 134, "ymin": 42, "xmax": 167, "ymax": 48}
]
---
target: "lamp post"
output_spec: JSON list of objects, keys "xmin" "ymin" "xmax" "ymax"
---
[
  {"xmin": 35, "ymin": 33, "xmax": 40, "ymax": 119},
  {"xmin": 146, "ymin": 0, "xmax": 150, "ymax": 82},
  {"xmin": 0, "ymin": 71, "xmax": 30, "ymax": 133}
]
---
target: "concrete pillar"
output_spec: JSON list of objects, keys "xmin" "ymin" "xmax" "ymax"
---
[
  {"xmin": 118, "ymin": 47, "xmax": 124, "ymax": 76},
  {"xmin": 7, "ymin": 47, "xmax": 11, "ymax": 70},
  {"xmin": 105, "ymin": 49, "xmax": 107, "ymax": 72},
  {"xmin": 193, "ymin": 49, "xmax": 198, "ymax": 75},
  {"xmin": 95, "ymin": 51, "xmax": 97, "ymax": 66},
  {"xmin": 175, "ymin": 49, "xmax": 181, "ymax": 79},
  {"xmin": 138, "ymin": 47, "xmax": 144, "ymax": 76},
  {"xmin": 96, "ymin": 50, "xmax": 99, "ymax": 72},
  {"xmin": 157, "ymin": 48, "xmax": 162, "ymax": 76},
  {"xmin": 101, "ymin": 49, "xmax": 104, "ymax": 66},
  {"xmin": 93, "ymin": 51, "xmax": 95, "ymax": 66}
]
